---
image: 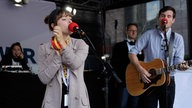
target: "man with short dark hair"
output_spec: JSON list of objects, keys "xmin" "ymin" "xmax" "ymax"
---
[{"xmin": 129, "ymin": 6, "xmax": 189, "ymax": 108}]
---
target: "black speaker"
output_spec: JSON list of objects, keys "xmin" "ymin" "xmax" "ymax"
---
[{"xmin": 0, "ymin": 72, "xmax": 45, "ymax": 108}]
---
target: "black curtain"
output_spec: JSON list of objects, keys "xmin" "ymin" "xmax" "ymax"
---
[{"xmin": 187, "ymin": 0, "xmax": 192, "ymax": 58}]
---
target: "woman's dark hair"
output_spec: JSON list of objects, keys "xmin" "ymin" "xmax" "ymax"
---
[
  {"xmin": 158, "ymin": 6, "xmax": 176, "ymax": 18},
  {"xmin": 44, "ymin": 8, "xmax": 73, "ymax": 31}
]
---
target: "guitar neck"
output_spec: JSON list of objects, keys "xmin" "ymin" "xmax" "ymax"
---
[{"xmin": 156, "ymin": 60, "xmax": 192, "ymax": 75}]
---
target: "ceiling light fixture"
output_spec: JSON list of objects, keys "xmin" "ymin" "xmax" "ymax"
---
[
  {"xmin": 11, "ymin": 0, "xmax": 29, "ymax": 7},
  {"xmin": 65, "ymin": 6, "xmax": 77, "ymax": 16}
]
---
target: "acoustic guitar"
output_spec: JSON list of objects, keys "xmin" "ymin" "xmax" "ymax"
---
[{"xmin": 126, "ymin": 58, "xmax": 192, "ymax": 96}]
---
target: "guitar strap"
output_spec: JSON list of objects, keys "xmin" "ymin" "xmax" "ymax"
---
[
  {"xmin": 168, "ymin": 32, "xmax": 175, "ymax": 66},
  {"xmin": 165, "ymin": 32, "xmax": 175, "ymax": 85}
]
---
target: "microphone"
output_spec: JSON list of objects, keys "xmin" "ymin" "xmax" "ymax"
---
[
  {"xmin": 161, "ymin": 18, "xmax": 168, "ymax": 31},
  {"xmin": 68, "ymin": 22, "xmax": 85, "ymax": 35},
  {"xmin": 68, "ymin": 22, "xmax": 96, "ymax": 51},
  {"xmin": 161, "ymin": 18, "xmax": 168, "ymax": 51},
  {"xmin": 161, "ymin": 18, "xmax": 168, "ymax": 25}
]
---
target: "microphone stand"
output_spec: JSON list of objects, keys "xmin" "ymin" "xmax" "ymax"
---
[
  {"xmin": 162, "ymin": 25, "xmax": 169, "ymax": 108},
  {"xmin": 77, "ymin": 30, "xmax": 122, "ymax": 108}
]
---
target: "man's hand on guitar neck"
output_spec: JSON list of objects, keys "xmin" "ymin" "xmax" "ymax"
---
[{"xmin": 178, "ymin": 61, "xmax": 189, "ymax": 71}]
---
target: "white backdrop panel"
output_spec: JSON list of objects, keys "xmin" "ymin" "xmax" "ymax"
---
[{"xmin": 0, "ymin": 0, "xmax": 56, "ymax": 73}]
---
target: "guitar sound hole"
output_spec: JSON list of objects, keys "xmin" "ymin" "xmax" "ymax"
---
[{"xmin": 149, "ymin": 69, "xmax": 157, "ymax": 79}]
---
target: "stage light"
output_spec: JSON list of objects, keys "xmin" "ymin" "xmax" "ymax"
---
[
  {"xmin": 73, "ymin": 9, "xmax": 77, "ymax": 15},
  {"xmin": 66, "ymin": 6, "xmax": 72, "ymax": 13},
  {"xmin": 101, "ymin": 54, "xmax": 110, "ymax": 61},
  {"xmin": 11, "ymin": 0, "xmax": 29, "ymax": 7},
  {"xmin": 15, "ymin": 0, "xmax": 22, "ymax": 3},
  {"xmin": 65, "ymin": 6, "xmax": 77, "ymax": 15}
]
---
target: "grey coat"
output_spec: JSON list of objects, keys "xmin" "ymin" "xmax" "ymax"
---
[{"xmin": 37, "ymin": 37, "xmax": 90, "ymax": 108}]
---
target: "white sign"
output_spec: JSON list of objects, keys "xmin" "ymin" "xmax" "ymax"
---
[{"xmin": 0, "ymin": 0, "xmax": 56, "ymax": 74}]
